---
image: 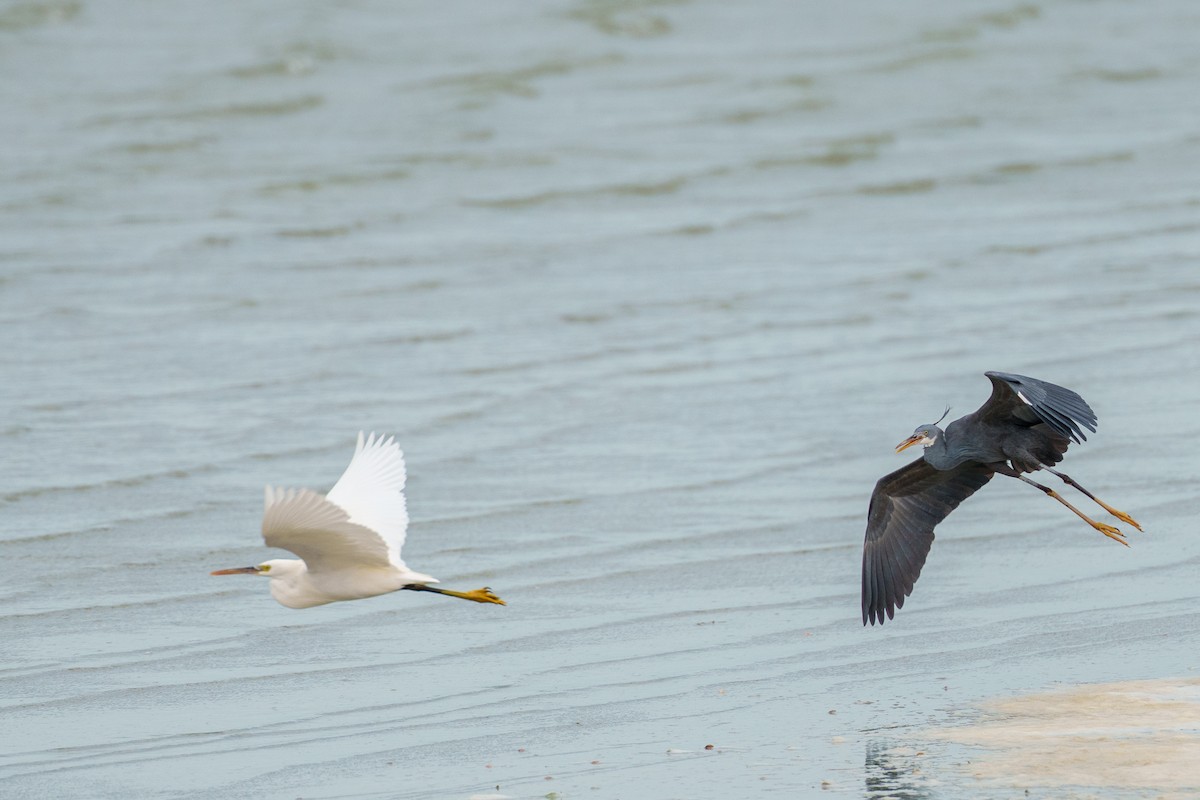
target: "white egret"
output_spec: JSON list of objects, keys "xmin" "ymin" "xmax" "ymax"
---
[{"xmin": 212, "ymin": 432, "xmax": 505, "ymax": 608}]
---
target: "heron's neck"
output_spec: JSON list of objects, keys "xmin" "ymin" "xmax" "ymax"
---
[{"xmin": 922, "ymin": 428, "xmax": 965, "ymax": 470}]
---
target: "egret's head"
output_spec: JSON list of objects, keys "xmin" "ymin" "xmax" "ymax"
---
[
  {"xmin": 895, "ymin": 424, "xmax": 941, "ymax": 453},
  {"xmin": 210, "ymin": 559, "xmax": 298, "ymax": 579}
]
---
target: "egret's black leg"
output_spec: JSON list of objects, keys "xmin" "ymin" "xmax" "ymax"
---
[
  {"xmin": 1042, "ymin": 467, "xmax": 1143, "ymax": 532},
  {"xmin": 401, "ymin": 584, "xmax": 506, "ymax": 605},
  {"xmin": 989, "ymin": 463, "xmax": 1129, "ymax": 546}
]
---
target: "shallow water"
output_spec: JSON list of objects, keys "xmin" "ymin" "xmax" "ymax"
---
[{"xmin": 3, "ymin": 0, "xmax": 1200, "ymax": 797}]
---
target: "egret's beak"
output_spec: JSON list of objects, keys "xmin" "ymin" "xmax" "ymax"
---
[
  {"xmin": 210, "ymin": 566, "xmax": 261, "ymax": 576},
  {"xmin": 895, "ymin": 434, "xmax": 923, "ymax": 453}
]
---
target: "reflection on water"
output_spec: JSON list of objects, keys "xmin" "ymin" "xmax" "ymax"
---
[
  {"xmin": 4, "ymin": 0, "xmax": 1200, "ymax": 797},
  {"xmin": 864, "ymin": 740, "xmax": 936, "ymax": 800}
]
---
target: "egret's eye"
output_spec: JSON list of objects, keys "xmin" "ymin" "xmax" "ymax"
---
[{"xmin": 260, "ymin": 564, "xmax": 271, "ymax": 573}]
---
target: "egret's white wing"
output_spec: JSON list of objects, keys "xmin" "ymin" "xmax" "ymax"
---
[
  {"xmin": 324, "ymin": 432, "xmax": 409, "ymax": 567},
  {"xmin": 262, "ymin": 486, "xmax": 392, "ymax": 573}
]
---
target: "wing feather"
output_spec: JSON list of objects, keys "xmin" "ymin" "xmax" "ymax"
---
[
  {"xmin": 979, "ymin": 371, "xmax": 1097, "ymax": 444},
  {"xmin": 261, "ymin": 486, "xmax": 393, "ymax": 572},
  {"xmin": 325, "ymin": 432, "xmax": 409, "ymax": 568},
  {"xmin": 862, "ymin": 458, "xmax": 994, "ymax": 625}
]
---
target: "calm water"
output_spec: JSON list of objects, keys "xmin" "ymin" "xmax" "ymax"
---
[{"xmin": 3, "ymin": 1, "xmax": 1200, "ymax": 797}]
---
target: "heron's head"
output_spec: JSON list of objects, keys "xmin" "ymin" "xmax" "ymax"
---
[
  {"xmin": 210, "ymin": 559, "xmax": 300, "ymax": 579},
  {"xmin": 895, "ymin": 407, "xmax": 951, "ymax": 453},
  {"xmin": 896, "ymin": 424, "xmax": 942, "ymax": 453}
]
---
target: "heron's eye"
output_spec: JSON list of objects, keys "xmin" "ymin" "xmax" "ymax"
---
[{"xmin": 260, "ymin": 564, "xmax": 271, "ymax": 573}]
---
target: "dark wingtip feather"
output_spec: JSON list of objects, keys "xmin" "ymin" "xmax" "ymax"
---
[
  {"xmin": 987, "ymin": 371, "xmax": 1098, "ymax": 446},
  {"xmin": 862, "ymin": 459, "xmax": 993, "ymax": 628},
  {"xmin": 861, "ymin": 562, "xmax": 871, "ymax": 626}
]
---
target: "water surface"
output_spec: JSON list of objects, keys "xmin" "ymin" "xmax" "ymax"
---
[{"xmin": 3, "ymin": 1, "xmax": 1200, "ymax": 797}]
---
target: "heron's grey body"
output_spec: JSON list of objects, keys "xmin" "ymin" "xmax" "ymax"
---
[
  {"xmin": 861, "ymin": 372, "xmax": 1137, "ymax": 626},
  {"xmin": 918, "ymin": 371, "xmax": 1096, "ymax": 473}
]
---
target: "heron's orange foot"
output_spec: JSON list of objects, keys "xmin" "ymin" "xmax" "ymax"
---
[
  {"xmin": 1108, "ymin": 508, "xmax": 1143, "ymax": 533},
  {"xmin": 1092, "ymin": 521, "xmax": 1128, "ymax": 547},
  {"xmin": 464, "ymin": 586, "xmax": 506, "ymax": 605}
]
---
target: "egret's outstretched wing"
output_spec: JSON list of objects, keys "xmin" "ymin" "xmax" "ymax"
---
[
  {"xmin": 978, "ymin": 371, "xmax": 1097, "ymax": 445},
  {"xmin": 325, "ymin": 432, "xmax": 409, "ymax": 567},
  {"xmin": 862, "ymin": 458, "xmax": 994, "ymax": 625},
  {"xmin": 261, "ymin": 487, "xmax": 393, "ymax": 572}
]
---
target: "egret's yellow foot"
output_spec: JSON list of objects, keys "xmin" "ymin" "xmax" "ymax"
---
[
  {"xmin": 460, "ymin": 586, "xmax": 506, "ymax": 605},
  {"xmin": 402, "ymin": 583, "xmax": 506, "ymax": 604}
]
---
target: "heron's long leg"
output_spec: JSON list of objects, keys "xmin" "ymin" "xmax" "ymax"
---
[
  {"xmin": 401, "ymin": 584, "xmax": 506, "ymax": 605},
  {"xmin": 1010, "ymin": 474, "xmax": 1128, "ymax": 546},
  {"xmin": 1042, "ymin": 467, "xmax": 1143, "ymax": 532}
]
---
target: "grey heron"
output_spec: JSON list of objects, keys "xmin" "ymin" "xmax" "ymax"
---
[{"xmin": 862, "ymin": 372, "xmax": 1140, "ymax": 626}]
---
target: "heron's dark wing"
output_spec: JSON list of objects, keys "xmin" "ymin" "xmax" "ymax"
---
[
  {"xmin": 977, "ymin": 372, "xmax": 1097, "ymax": 445},
  {"xmin": 862, "ymin": 458, "xmax": 994, "ymax": 626}
]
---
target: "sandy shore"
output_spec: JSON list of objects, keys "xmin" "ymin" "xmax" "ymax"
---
[{"xmin": 932, "ymin": 678, "xmax": 1200, "ymax": 795}]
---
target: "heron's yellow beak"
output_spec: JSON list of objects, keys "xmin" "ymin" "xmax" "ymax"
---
[
  {"xmin": 895, "ymin": 434, "xmax": 924, "ymax": 453},
  {"xmin": 211, "ymin": 566, "xmax": 261, "ymax": 576}
]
